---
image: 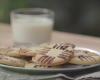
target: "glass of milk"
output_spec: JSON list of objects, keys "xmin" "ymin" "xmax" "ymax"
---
[{"xmin": 11, "ymin": 8, "xmax": 54, "ymax": 47}]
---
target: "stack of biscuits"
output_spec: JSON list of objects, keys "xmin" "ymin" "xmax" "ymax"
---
[{"xmin": 0, "ymin": 42, "xmax": 100, "ymax": 68}]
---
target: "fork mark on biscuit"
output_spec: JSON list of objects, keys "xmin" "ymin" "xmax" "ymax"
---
[
  {"xmin": 38, "ymin": 56, "xmax": 47, "ymax": 63},
  {"xmin": 53, "ymin": 43, "xmax": 75, "ymax": 52},
  {"xmin": 47, "ymin": 57, "xmax": 55, "ymax": 64},
  {"xmin": 85, "ymin": 56, "xmax": 97, "ymax": 62},
  {"xmin": 58, "ymin": 51, "xmax": 71, "ymax": 61},
  {"xmin": 37, "ymin": 55, "xmax": 55, "ymax": 65},
  {"xmin": 78, "ymin": 55, "xmax": 96, "ymax": 62},
  {"xmin": 53, "ymin": 44, "xmax": 58, "ymax": 48}
]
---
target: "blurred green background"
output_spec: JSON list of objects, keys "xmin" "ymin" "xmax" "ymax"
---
[
  {"xmin": 0, "ymin": 0, "xmax": 100, "ymax": 37},
  {"xmin": 0, "ymin": 0, "xmax": 28, "ymax": 23}
]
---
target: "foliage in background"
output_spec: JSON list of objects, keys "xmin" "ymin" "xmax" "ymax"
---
[{"xmin": 0, "ymin": 0, "xmax": 28, "ymax": 23}]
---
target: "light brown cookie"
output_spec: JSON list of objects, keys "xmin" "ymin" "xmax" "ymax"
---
[
  {"xmin": 0, "ymin": 48, "xmax": 21, "ymax": 57},
  {"xmin": 18, "ymin": 48, "xmax": 36, "ymax": 57},
  {"xmin": 0, "ymin": 47, "xmax": 36, "ymax": 57},
  {"xmin": 29, "ymin": 46, "xmax": 51, "ymax": 55},
  {"xmin": 69, "ymin": 55, "xmax": 100, "ymax": 65},
  {"xmin": 32, "ymin": 48, "xmax": 74, "ymax": 66},
  {"xmin": 39, "ymin": 43, "xmax": 57, "ymax": 49},
  {"xmin": 0, "ymin": 55, "xmax": 26, "ymax": 67},
  {"xmin": 74, "ymin": 50, "xmax": 98, "ymax": 56}
]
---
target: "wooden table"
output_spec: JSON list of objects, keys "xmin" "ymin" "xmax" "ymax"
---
[{"xmin": 0, "ymin": 23, "xmax": 100, "ymax": 51}]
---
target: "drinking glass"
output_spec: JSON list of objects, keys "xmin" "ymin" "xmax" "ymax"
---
[{"xmin": 11, "ymin": 8, "xmax": 54, "ymax": 47}]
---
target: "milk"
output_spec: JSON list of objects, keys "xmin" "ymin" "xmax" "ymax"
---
[{"xmin": 11, "ymin": 15, "xmax": 53, "ymax": 46}]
